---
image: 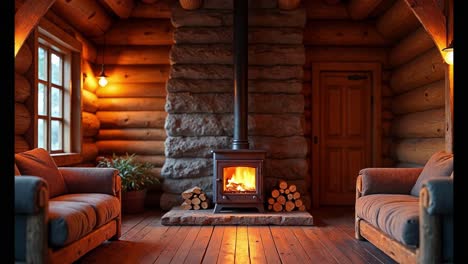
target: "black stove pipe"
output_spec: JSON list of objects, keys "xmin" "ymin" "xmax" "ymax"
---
[{"xmin": 232, "ymin": 0, "xmax": 249, "ymax": 150}]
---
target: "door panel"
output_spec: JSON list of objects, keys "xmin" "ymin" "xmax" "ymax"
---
[{"xmin": 318, "ymin": 71, "xmax": 372, "ymax": 205}]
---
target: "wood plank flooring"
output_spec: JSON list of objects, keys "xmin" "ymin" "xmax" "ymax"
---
[{"xmin": 77, "ymin": 207, "xmax": 396, "ymax": 264}]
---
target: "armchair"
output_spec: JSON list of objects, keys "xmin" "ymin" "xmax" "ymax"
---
[
  {"xmin": 14, "ymin": 148, "xmax": 122, "ymax": 264},
  {"xmin": 355, "ymin": 151, "xmax": 453, "ymax": 264}
]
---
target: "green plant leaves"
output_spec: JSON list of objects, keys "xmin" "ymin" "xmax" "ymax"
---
[{"xmin": 97, "ymin": 153, "xmax": 160, "ymax": 192}]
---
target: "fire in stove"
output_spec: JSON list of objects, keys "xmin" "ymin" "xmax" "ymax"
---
[{"xmin": 224, "ymin": 167, "xmax": 256, "ymax": 193}]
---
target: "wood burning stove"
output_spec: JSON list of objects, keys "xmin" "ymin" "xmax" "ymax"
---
[
  {"xmin": 212, "ymin": 0, "xmax": 266, "ymax": 213},
  {"xmin": 212, "ymin": 150, "xmax": 265, "ymax": 213}
]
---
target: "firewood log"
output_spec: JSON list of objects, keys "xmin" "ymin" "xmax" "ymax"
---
[
  {"xmin": 293, "ymin": 191, "xmax": 301, "ymax": 200},
  {"xmin": 271, "ymin": 189, "xmax": 280, "ymax": 198},
  {"xmin": 277, "ymin": 195, "xmax": 286, "ymax": 205},
  {"xmin": 273, "ymin": 202, "xmax": 283, "ymax": 212},
  {"xmin": 200, "ymin": 201, "xmax": 209, "ymax": 209},
  {"xmin": 268, "ymin": 197, "xmax": 275, "ymax": 205},
  {"xmin": 288, "ymin": 184, "xmax": 297, "ymax": 193},
  {"xmin": 279, "ymin": 180, "xmax": 288, "ymax": 190},
  {"xmin": 285, "ymin": 201, "xmax": 295, "ymax": 212},
  {"xmin": 295, "ymin": 199, "xmax": 303, "ymax": 208},
  {"xmin": 193, "ymin": 204, "xmax": 201, "ymax": 210},
  {"xmin": 181, "ymin": 202, "xmax": 192, "ymax": 210}
]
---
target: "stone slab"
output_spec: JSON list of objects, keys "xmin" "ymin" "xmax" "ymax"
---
[{"xmin": 161, "ymin": 207, "xmax": 313, "ymax": 226}]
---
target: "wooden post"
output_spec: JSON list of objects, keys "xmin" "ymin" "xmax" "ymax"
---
[{"xmin": 419, "ymin": 188, "xmax": 441, "ymax": 264}]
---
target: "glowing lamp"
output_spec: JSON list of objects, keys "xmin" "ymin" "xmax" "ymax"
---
[{"xmin": 442, "ymin": 40, "xmax": 454, "ymax": 65}]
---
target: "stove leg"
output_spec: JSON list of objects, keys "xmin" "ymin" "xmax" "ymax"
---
[
  {"xmin": 256, "ymin": 204, "xmax": 265, "ymax": 213},
  {"xmin": 213, "ymin": 204, "xmax": 223, "ymax": 213}
]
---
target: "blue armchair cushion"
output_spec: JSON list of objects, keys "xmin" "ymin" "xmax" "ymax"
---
[
  {"xmin": 48, "ymin": 201, "xmax": 97, "ymax": 248},
  {"xmin": 15, "ymin": 148, "xmax": 68, "ymax": 198},
  {"xmin": 356, "ymin": 194, "xmax": 419, "ymax": 246},
  {"xmin": 410, "ymin": 151, "xmax": 453, "ymax": 197},
  {"xmin": 53, "ymin": 193, "xmax": 120, "ymax": 228}
]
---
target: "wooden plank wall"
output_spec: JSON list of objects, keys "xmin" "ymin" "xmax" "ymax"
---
[{"xmin": 94, "ymin": 2, "xmax": 172, "ymax": 207}]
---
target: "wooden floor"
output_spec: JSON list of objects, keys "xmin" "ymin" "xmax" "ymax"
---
[{"xmin": 77, "ymin": 207, "xmax": 396, "ymax": 264}]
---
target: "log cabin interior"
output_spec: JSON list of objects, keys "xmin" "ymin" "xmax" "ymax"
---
[{"xmin": 13, "ymin": 0, "xmax": 455, "ymax": 263}]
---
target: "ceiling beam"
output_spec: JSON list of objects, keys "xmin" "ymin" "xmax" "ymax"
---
[
  {"xmin": 101, "ymin": 0, "xmax": 135, "ymax": 18},
  {"xmin": 347, "ymin": 0, "xmax": 384, "ymax": 20},
  {"xmin": 403, "ymin": 0, "xmax": 446, "ymax": 53},
  {"xmin": 15, "ymin": 0, "xmax": 56, "ymax": 56}
]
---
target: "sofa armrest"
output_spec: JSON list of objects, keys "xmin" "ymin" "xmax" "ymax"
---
[
  {"xmin": 15, "ymin": 176, "xmax": 48, "ymax": 214},
  {"xmin": 358, "ymin": 167, "xmax": 423, "ymax": 196},
  {"xmin": 421, "ymin": 177, "xmax": 453, "ymax": 215},
  {"xmin": 59, "ymin": 167, "xmax": 121, "ymax": 196}
]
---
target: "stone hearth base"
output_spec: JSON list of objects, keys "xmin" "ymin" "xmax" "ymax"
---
[{"xmin": 161, "ymin": 207, "xmax": 313, "ymax": 226}]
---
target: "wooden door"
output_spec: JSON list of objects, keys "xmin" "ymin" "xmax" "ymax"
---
[{"xmin": 315, "ymin": 71, "xmax": 372, "ymax": 206}]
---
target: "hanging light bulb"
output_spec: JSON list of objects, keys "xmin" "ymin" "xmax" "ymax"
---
[
  {"xmin": 98, "ymin": 35, "xmax": 108, "ymax": 87},
  {"xmin": 98, "ymin": 64, "xmax": 108, "ymax": 87}
]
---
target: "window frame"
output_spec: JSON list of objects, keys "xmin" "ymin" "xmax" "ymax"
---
[{"xmin": 35, "ymin": 18, "xmax": 83, "ymax": 166}]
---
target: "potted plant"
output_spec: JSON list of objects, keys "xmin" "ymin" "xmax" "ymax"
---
[{"xmin": 97, "ymin": 153, "xmax": 159, "ymax": 214}]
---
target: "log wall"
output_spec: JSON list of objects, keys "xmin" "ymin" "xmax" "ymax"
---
[
  {"xmin": 95, "ymin": 9, "xmax": 172, "ymax": 208},
  {"xmin": 388, "ymin": 26, "xmax": 446, "ymax": 166},
  {"xmin": 15, "ymin": 42, "xmax": 33, "ymax": 153},
  {"xmin": 162, "ymin": 3, "xmax": 308, "ymax": 210}
]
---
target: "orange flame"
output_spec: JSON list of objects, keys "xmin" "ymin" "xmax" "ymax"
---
[{"xmin": 223, "ymin": 167, "xmax": 256, "ymax": 193}]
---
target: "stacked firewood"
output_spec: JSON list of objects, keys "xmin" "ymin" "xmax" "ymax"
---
[
  {"xmin": 180, "ymin": 186, "xmax": 210, "ymax": 210},
  {"xmin": 267, "ymin": 180, "xmax": 306, "ymax": 212}
]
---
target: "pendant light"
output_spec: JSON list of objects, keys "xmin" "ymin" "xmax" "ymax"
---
[{"xmin": 98, "ymin": 35, "xmax": 108, "ymax": 87}]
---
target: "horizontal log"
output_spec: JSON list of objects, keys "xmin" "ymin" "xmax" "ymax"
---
[
  {"xmin": 165, "ymin": 93, "xmax": 304, "ymax": 114},
  {"xmin": 97, "ymin": 111, "xmax": 167, "ymax": 128},
  {"xmin": 165, "ymin": 114, "xmax": 304, "ymax": 137},
  {"xmin": 174, "ymin": 27, "xmax": 303, "ymax": 44},
  {"xmin": 392, "ymin": 108, "xmax": 445, "ymax": 138},
  {"xmin": 166, "ymin": 78, "xmax": 302, "ymax": 94},
  {"xmin": 97, "ymin": 140, "xmax": 165, "ymax": 155},
  {"xmin": 82, "ymin": 60, "xmax": 98, "ymax": 93},
  {"xmin": 203, "ymin": 0, "xmax": 277, "ymax": 9},
  {"xmin": 96, "ymin": 83, "xmax": 167, "ymax": 98},
  {"xmin": 52, "ymin": 0, "xmax": 112, "ymax": 37},
  {"xmin": 394, "ymin": 138, "xmax": 445, "ymax": 164},
  {"xmin": 98, "ymin": 128, "xmax": 167, "ymax": 140},
  {"xmin": 306, "ymin": 46, "xmax": 389, "ymax": 67},
  {"xmin": 82, "ymin": 89, "xmax": 99, "ymax": 113},
  {"xmin": 15, "ymin": 135, "xmax": 30, "ymax": 153},
  {"xmin": 98, "ymin": 98, "xmax": 166, "ymax": 111},
  {"xmin": 15, "ymin": 43, "xmax": 32, "ymax": 74},
  {"xmin": 82, "ymin": 142, "xmax": 98, "ymax": 162},
  {"xmin": 170, "ymin": 65, "xmax": 303, "ymax": 80},
  {"xmin": 392, "ymin": 80, "xmax": 444, "ymax": 114},
  {"xmin": 347, "ymin": 0, "xmax": 383, "ymax": 20},
  {"xmin": 99, "ymin": 45, "xmax": 171, "ymax": 65},
  {"xmin": 376, "ymin": 0, "xmax": 421, "ymax": 41},
  {"xmin": 305, "ymin": 0, "xmax": 349, "ymax": 19},
  {"xmin": 102, "ymin": 65, "xmax": 170, "ymax": 83},
  {"xmin": 75, "ymin": 32, "xmax": 97, "ymax": 63},
  {"xmin": 102, "ymin": 0, "xmax": 134, "ymax": 18},
  {"xmin": 304, "ymin": 20, "xmax": 389, "ymax": 46},
  {"xmin": 92, "ymin": 19, "xmax": 173, "ymax": 45},
  {"xmin": 15, "ymin": 72, "xmax": 31, "ymax": 102},
  {"xmin": 389, "ymin": 27, "xmax": 435, "ymax": 68},
  {"xmin": 130, "ymin": 0, "xmax": 171, "ymax": 18},
  {"xmin": 171, "ymin": 7, "xmax": 306, "ymax": 28},
  {"xmin": 15, "ymin": 103, "xmax": 31, "ymax": 135},
  {"xmin": 82, "ymin": 112, "xmax": 100, "ymax": 137},
  {"xmin": 390, "ymin": 48, "xmax": 445, "ymax": 95}
]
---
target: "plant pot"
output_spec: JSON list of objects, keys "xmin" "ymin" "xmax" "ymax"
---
[
  {"xmin": 278, "ymin": 0, "xmax": 301, "ymax": 10},
  {"xmin": 122, "ymin": 189, "xmax": 147, "ymax": 214},
  {"xmin": 179, "ymin": 0, "xmax": 203, "ymax": 10}
]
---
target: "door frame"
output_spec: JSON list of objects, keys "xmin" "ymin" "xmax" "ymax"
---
[{"xmin": 311, "ymin": 62, "xmax": 382, "ymax": 208}]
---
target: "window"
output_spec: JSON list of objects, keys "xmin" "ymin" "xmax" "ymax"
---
[
  {"xmin": 37, "ymin": 44, "xmax": 66, "ymax": 153},
  {"xmin": 35, "ymin": 19, "xmax": 82, "ymax": 164}
]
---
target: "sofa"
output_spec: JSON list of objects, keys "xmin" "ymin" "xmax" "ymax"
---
[
  {"xmin": 355, "ymin": 150, "xmax": 453, "ymax": 264},
  {"xmin": 14, "ymin": 148, "xmax": 122, "ymax": 264}
]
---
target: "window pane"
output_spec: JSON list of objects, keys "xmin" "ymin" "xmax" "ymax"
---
[
  {"xmin": 38, "ymin": 119, "xmax": 47, "ymax": 149},
  {"xmin": 38, "ymin": 47, "xmax": 47, "ymax": 81},
  {"xmin": 38, "ymin": 83, "xmax": 47, "ymax": 115},
  {"xmin": 51, "ymin": 87, "xmax": 62, "ymax": 118},
  {"xmin": 51, "ymin": 120, "xmax": 62, "ymax": 151},
  {"xmin": 51, "ymin": 53, "xmax": 62, "ymax": 85}
]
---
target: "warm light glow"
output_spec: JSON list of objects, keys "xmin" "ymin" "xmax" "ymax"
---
[
  {"xmin": 444, "ymin": 50, "xmax": 453, "ymax": 65},
  {"xmin": 223, "ymin": 167, "xmax": 256, "ymax": 193},
  {"xmin": 98, "ymin": 76, "xmax": 108, "ymax": 87}
]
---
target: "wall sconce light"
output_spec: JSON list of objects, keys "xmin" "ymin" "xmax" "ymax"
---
[{"xmin": 442, "ymin": 40, "xmax": 453, "ymax": 65}]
